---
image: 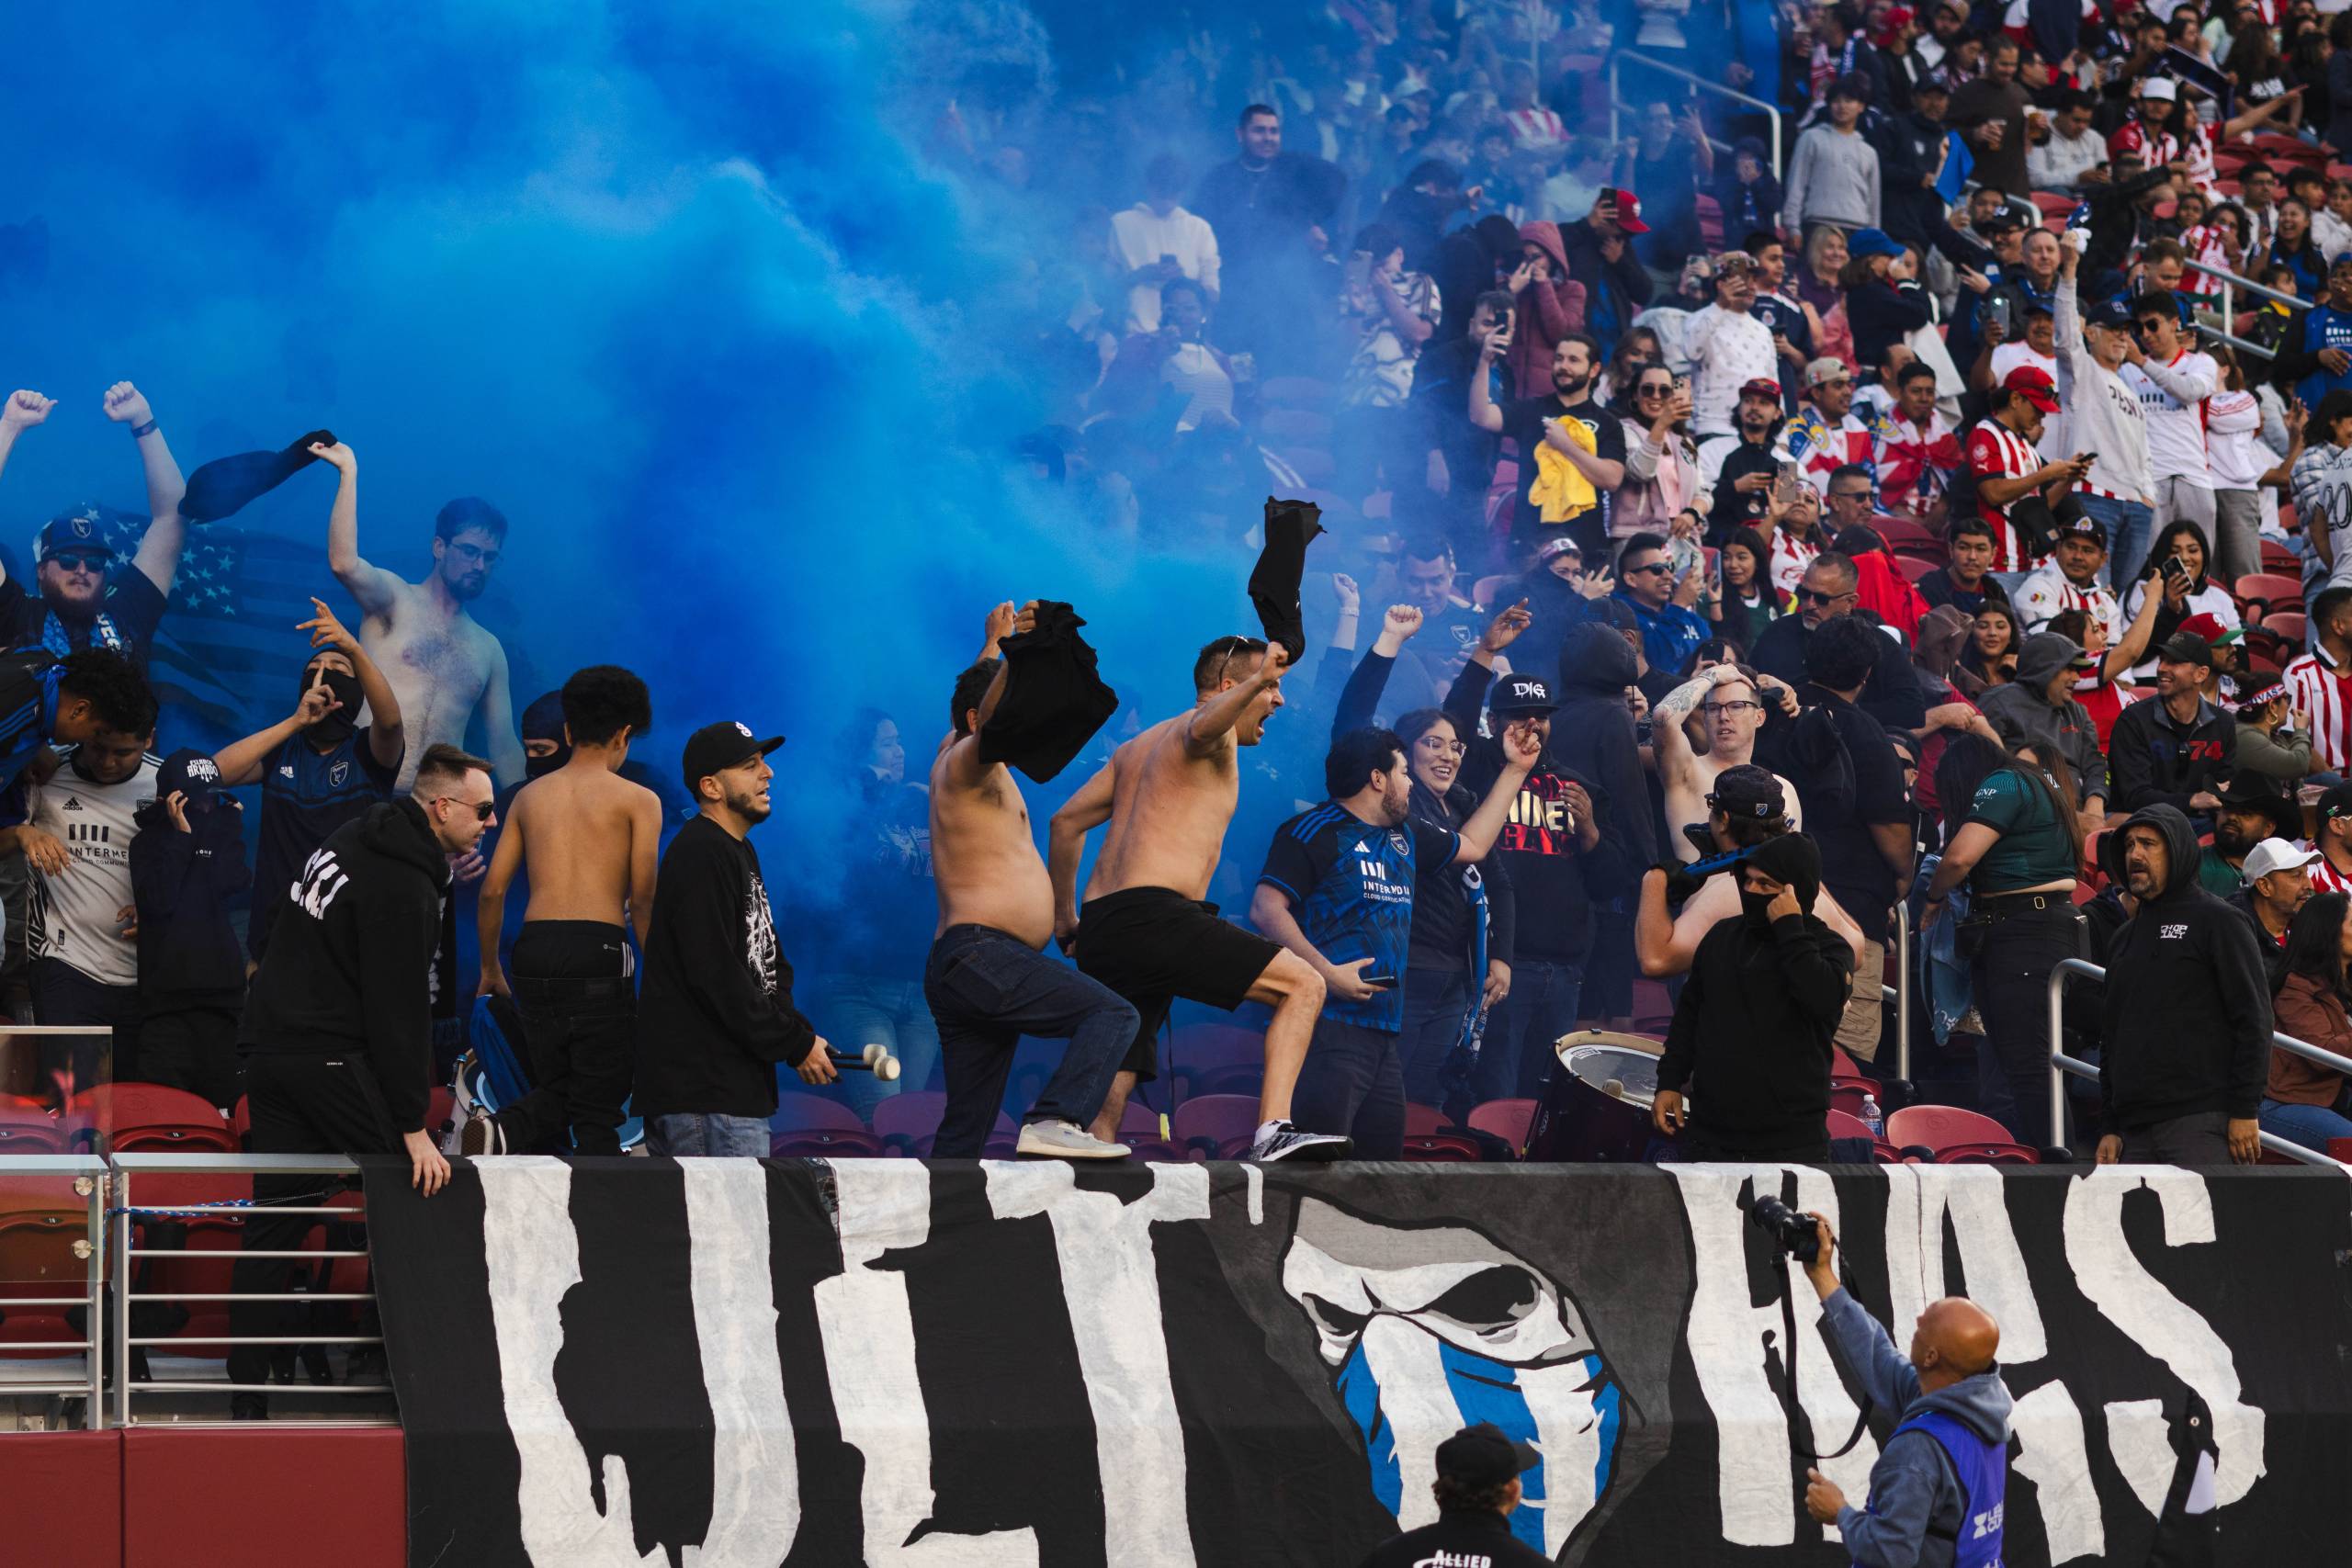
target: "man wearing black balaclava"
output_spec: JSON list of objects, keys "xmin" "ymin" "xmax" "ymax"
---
[
  {"xmin": 1652, "ymin": 831, "xmax": 1855, "ymax": 1162},
  {"xmin": 211, "ymin": 597, "xmax": 406, "ymax": 961}
]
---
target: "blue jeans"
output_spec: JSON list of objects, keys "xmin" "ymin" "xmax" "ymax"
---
[
  {"xmin": 923, "ymin": 924, "xmax": 1137, "ymax": 1157},
  {"xmin": 647, "ymin": 1112, "xmax": 770, "ymax": 1157},
  {"xmin": 2259, "ymin": 1096, "xmax": 2352, "ymax": 1155},
  {"xmin": 1476, "ymin": 957, "xmax": 1584, "ymax": 1101},
  {"xmin": 803, "ymin": 971, "xmax": 943, "ymax": 1118},
  {"xmin": 1291, "ymin": 1017, "xmax": 1406, "ymax": 1158},
  {"xmin": 1398, "ymin": 966, "xmax": 1475, "ymax": 1106},
  {"xmin": 2078, "ymin": 491, "xmax": 2155, "ymax": 590}
]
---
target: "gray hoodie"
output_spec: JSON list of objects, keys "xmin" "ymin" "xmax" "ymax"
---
[
  {"xmin": 1822, "ymin": 1288, "xmax": 2015, "ymax": 1568},
  {"xmin": 1974, "ymin": 632, "xmax": 2110, "ymax": 802}
]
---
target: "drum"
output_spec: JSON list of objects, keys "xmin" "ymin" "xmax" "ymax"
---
[{"xmin": 1524, "ymin": 1031, "xmax": 1665, "ymax": 1162}]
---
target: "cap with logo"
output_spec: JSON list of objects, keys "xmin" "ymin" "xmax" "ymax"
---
[
  {"xmin": 682, "ymin": 720, "xmax": 785, "ymax": 795},
  {"xmin": 1489, "ymin": 672, "xmax": 1558, "ymax": 714},
  {"xmin": 1434, "ymin": 1422, "xmax": 1541, "ymax": 1488},
  {"xmin": 2087, "ymin": 295, "xmax": 2134, "ymax": 329},
  {"xmin": 1739, "ymin": 376, "xmax": 1784, "ymax": 401},
  {"xmin": 157, "ymin": 748, "xmax": 226, "ymax": 807},
  {"xmin": 37, "ymin": 505, "xmax": 121, "ymax": 565},
  {"xmin": 1707, "ymin": 763, "xmax": 1786, "ymax": 821},
  {"xmin": 1805, "ymin": 357, "xmax": 1852, "ymax": 388},
  {"xmin": 2244, "ymin": 838, "xmax": 2321, "ymax": 885},
  {"xmin": 2177, "ymin": 612, "xmax": 2243, "ymax": 648},
  {"xmin": 1602, "ymin": 187, "xmax": 1650, "ymax": 234},
  {"xmin": 2319, "ymin": 781, "xmax": 2352, "ymax": 829},
  {"xmin": 2057, "ymin": 513, "xmax": 2108, "ymax": 548},
  {"xmin": 1999, "ymin": 365, "xmax": 2059, "ymax": 413},
  {"xmin": 2157, "ymin": 630, "xmax": 2214, "ymax": 668}
]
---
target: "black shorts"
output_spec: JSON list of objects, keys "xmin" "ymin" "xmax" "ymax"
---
[{"xmin": 1072, "ymin": 886, "xmax": 1283, "ymax": 1081}]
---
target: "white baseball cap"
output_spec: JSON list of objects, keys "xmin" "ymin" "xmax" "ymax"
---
[
  {"xmin": 2139, "ymin": 77, "xmax": 2177, "ymax": 102},
  {"xmin": 2245, "ymin": 838, "xmax": 2322, "ymax": 885}
]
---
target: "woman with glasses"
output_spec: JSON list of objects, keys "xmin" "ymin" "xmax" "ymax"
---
[{"xmin": 1331, "ymin": 603, "xmax": 1517, "ymax": 1110}]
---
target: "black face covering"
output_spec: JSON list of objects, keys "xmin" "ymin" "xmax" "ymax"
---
[
  {"xmin": 1740, "ymin": 889, "xmax": 1781, "ymax": 930},
  {"xmin": 304, "ymin": 666, "xmax": 362, "ymax": 745},
  {"xmin": 521, "ymin": 691, "xmax": 571, "ymax": 779}
]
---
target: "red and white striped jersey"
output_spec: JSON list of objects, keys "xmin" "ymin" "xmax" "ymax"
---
[
  {"xmin": 1770, "ymin": 525, "xmax": 1824, "ymax": 598},
  {"xmin": 1506, "ymin": 107, "xmax": 1568, "ymax": 154},
  {"xmin": 2310, "ymin": 853, "xmax": 2352, "ymax": 897},
  {"xmin": 2285, "ymin": 648, "xmax": 2352, "ymax": 772},
  {"xmin": 2108, "ymin": 113, "xmax": 2215, "ymax": 194},
  {"xmin": 1965, "ymin": 420, "xmax": 2041, "ymax": 571}
]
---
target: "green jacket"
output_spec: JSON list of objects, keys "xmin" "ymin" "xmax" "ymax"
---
[{"xmin": 2232, "ymin": 718, "xmax": 2312, "ymax": 782}]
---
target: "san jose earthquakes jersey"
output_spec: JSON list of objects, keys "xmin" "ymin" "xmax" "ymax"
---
[
  {"xmin": 1259, "ymin": 802, "xmax": 1460, "ymax": 1032},
  {"xmin": 28, "ymin": 747, "xmax": 161, "ymax": 987}
]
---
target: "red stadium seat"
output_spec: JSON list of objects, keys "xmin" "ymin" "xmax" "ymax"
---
[
  {"xmin": 1404, "ymin": 1102, "xmax": 1448, "ymax": 1136},
  {"xmin": 2262, "ymin": 538, "xmax": 2300, "ymax": 572},
  {"xmin": 67, "ymin": 1083, "xmax": 237, "ymax": 1155},
  {"xmin": 0, "ymin": 1111, "xmax": 63, "ymax": 1155},
  {"xmin": 1402, "ymin": 1132, "xmax": 1482, "ymax": 1162},
  {"xmin": 0, "ymin": 1187, "xmax": 93, "ymax": 1352},
  {"xmin": 870, "ymin": 1091, "xmax": 947, "ymax": 1154},
  {"xmin": 2266, "ymin": 611, "xmax": 2307, "ymax": 648},
  {"xmin": 1472, "ymin": 573, "xmax": 1514, "ymax": 611},
  {"xmin": 1826, "ymin": 1109, "xmax": 1900, "ymax": 1163},
  {"xmin": 2234, "ymin": 571, "xmax": 2303, "ymax": 619},
  {"xmin": 1884, "ymin": 1104, "xmax": 2039, "ymax": 1163},
  {"xmin": 1896, "ymin": 555, "xmax": 1938, "ymax": 582},
  {"xmin": 1830, "ymin": 1046, "xmax": 1862, "ymax": 1077},
  {"xmin": 1171, "ymin": 1093, "xmax": 1261, "ymax": 1159},
  {"xmin": 1170, "ymin": 1022, "xmax": 1265, "ymax": 1099},
  {"xmin": 771, "ymin": 1095, "xmax": 884, "ymax": 1156},
  {"xmin": 1467, "ymin": 1098, "xmax": 1538, "ymax": 1154}
]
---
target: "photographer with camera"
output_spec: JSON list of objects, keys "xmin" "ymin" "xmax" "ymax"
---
[
  {"xmin": 1798, "ymin": 1214, "xmax": 2013, "ymax": 1568},
  {"xmin": 1653, "ymin": 830, "xmax": 1854, "ymax": 1161}
]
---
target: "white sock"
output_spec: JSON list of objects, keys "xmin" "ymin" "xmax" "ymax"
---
[{"xmin": 1256, "ymin": 1120, "xmax": 1286, "ymax": 1142}]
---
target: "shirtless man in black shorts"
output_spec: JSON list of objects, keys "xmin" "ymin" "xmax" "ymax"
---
[{"xmin": 1049, "ymin": 636, "xmax": 1346, "ymax": 1160}]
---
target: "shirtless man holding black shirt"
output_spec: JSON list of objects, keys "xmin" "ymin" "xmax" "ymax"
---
[
  {"xmin": 926, "ymin": 602, "xmax": 1140, "ymax": 1159},
  {"xmin": 1049, "ymin": 635, "xmax": 1347, "ymax": 1161}
]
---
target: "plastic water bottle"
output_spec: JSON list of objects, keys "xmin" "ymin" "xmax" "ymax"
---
[{"xmin": 1860, "ymin": 1093, "xmax": 1884, "ymax": 1141}]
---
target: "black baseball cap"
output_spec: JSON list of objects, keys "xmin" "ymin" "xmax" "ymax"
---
[
  {"xmin": 2088, "ymin": 296, "xmax": 2133, "ymax": 329},
  {"xmin": 157, "ymin": 748, "xmax": 225, "ymax": 807},
  {"xmin": 1436, "ymin": 1422, "xmax": 1540, "ymax": 1487},
  {"xmin": 2319, "ymin": 781, "xmax": 2352, "ymax": 827},
  {"xmin": 1490, "ymin": 672, "xmax": 1557, "ymax": 714},
  {"xmin": 1707, "ymin": 762, "xmax": 1786, "ymax": 820},
  {"xmin": 2158, "ymin": 631, "xmax": 2214, "ymax": 670},
  {"xmin": 2057, "ymin": 512, "xmax": 2107, "ymax": 547},
  {"xmin": 682, "ymin": 720, "xmax": 784, "ymax": 794}
]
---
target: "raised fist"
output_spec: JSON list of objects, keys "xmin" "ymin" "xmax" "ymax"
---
[
  {"xmin": 101, "ymin": 382, "xmax": 152, "ymax": 427},
  {"xmin": 1, "ymin": 390, "xmax": 55, "ymax": 432}
]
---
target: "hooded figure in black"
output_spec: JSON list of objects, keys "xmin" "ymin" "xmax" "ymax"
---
[
  {"xmin": 1550, "ymin": 620, "xmax": 1658, "ymax": 865},
  {"xmin": 127, "ymin": 749, "xmax": 250, "ymax": 1110},
  {"xmin": 1656, "ymin": 831, "xmax": 1856, "ymax": 1160},
  {"xmin": 2095, "ymin": 804, "xmax": 2272, "ymax": 1165}
]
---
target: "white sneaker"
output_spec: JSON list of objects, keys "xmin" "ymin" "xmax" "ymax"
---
[
  {"xmin": 1015, "ymin": 1119, "xmax": 1130, "ymax": 1159},
  {"xmin": 1247, "ymin": 1121, "xmax": 1352, "ymax": 1161},
  {"xmin": 458, "ymin": 1110, "xmax": 506, "ymax": 1157}
]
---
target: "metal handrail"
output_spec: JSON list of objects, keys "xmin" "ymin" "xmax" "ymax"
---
[
  {"xmin": 0, "ymin": 1155, "xmax": 107, "ymax": 1427},
  {"xmin": 1885, "ymin": 902, "xmax": 1912, "ymax": 1082},
  {"xmin": 2196, "ymin": 260, "xmax": 2311, "ymax": 314},
  {"xmin": 2046, "ymin": 957, "xmax": 2352, "ymax": 1169},
  {"xmin": 108, "ymin": 1153, "xmax": 385, "ymax": 1427},
  {"xmin": 1608, "ymin": 51, "xmax": 1784, "ymax": 181}
]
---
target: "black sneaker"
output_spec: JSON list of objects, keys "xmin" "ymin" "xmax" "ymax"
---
[
  {"xmin": 231, "ymin": 1393, "xmax": 268, "ymax": 1421},
  {"xmin": 458, "ymin": 1111, "xmax": 505, "ymax": 1157},
  {"xmin": 1246, "ymin": 1122, "xmax": 1352, "ymax": 1161}
]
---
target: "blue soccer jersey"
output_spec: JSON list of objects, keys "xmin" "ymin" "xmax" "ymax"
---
[{"xmin": 1258, "ymin": 802, "xmax": 1460, "ymax": 1032}]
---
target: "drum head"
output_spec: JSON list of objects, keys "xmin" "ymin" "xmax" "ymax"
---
[{"xmin": 1560, "ymin": 1043, "xmax": 1661, "ymax": 1110}]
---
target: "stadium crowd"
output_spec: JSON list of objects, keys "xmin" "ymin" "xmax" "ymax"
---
[{"xmin": 13, "ymin": 3, "xmax": 2352, "ymax": 1414}]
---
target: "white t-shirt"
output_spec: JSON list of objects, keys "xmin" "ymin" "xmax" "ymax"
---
[
  {"xmin": 2206, "ymin": 389, "xmax": 2267, "ymax": 491},
  {"xmin": 2120, "ymin": 350, "xmax": 2219, "ymax": 485},
  {"xmin": 28, "ymin": 750, "xmax": 160, "ymax": 988},
  {"xmin": 1108, "ymin": 204, "xmax": 1223, "ymax": 334}
]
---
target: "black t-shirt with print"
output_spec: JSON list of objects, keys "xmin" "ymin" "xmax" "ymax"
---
[{"xmin": 1499, "ymin": 394, "xmax": 1626, "ymax": 544}]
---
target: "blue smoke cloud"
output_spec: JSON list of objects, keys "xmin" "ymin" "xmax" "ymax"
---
[{"xmin": 0, "ymin": 0, "xmax": 1287, "ymax": 904}]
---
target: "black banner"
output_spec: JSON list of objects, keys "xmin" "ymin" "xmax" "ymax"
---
[{"xmin": 364, "ymin": 1160, "xmax": 2352, "ymax": 1566}]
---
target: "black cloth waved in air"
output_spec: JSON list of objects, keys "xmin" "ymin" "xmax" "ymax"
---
[{"xmin": 975, "ymin": 600, "xmax": 1119, "ymax": 784}]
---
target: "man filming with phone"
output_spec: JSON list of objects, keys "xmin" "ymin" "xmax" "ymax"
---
[
  {"xmin": 1252, "ymin": 720, "xmax": 1540, "ymax": 1156},
  {"xmin": 1797, "ymin": 1214, "xmax": 2013, "ymax": 1568}
]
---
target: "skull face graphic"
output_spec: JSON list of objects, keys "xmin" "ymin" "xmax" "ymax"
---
[{"xmin": 1282, "ymin": 1197, "xmax": 1623, "ymax": 1559}]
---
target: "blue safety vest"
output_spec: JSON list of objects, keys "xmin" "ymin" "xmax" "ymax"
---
[
  {"xmin": 2295, "ymin": 303, "xmax": 2352, "ymax": 413},
  {"xmin": 1855, "ymin": 1408, "xmax": 2006, "ymax": 1568}
]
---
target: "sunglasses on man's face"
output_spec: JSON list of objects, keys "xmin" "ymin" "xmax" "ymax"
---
[
  {"xmin": 48, "ymin": 551, "xmax": 108, "ymax": 573},
  {"xmin": 1799, "ymin": 587, "xmax": 1856, "ymax": 607},
  {"xmin": 432, "ymin": 795, "xmax": 495, "ymax": 823},
  {"xmin": 1623, "ymin": 559, "xmax": 1674, "ymax": 577},
  {"xmin": 2134, "ymin": 319, "xmax": 2169, "ymax": 335}
]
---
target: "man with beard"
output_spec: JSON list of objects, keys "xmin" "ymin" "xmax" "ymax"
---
[
  {"xmin": 2097, "ymin": 805, "xmax": 2269, "ymax": 1166},
  {"xmin": 2204, "ymin": 772, "xmax": 2304, "ymax": 899},
  {"xmin": 1254, "ymin": 723, "xmax": 1537, "ymax": 1156},
  {"xmin": 2108, "ymin": 631, "xmax": 2236, "ymax": 820},
  {"xmin": 1471, "ymin": 330, "xmax": 1626, "ymax": 559},
  {"xmin": 2233, "ymin": 837, "xmax": 2316, "ymax": 992},
  {"xmin": 634, "ymin": 722, "xmax": 837, "ymax": 1156},
  {"xmin": 319, "ymin": 439, "xmax": 524, "ymax": 788},
  {"xmin": 1696, "ymin": 378, "xmax": 1787, "ymax": 535},
  {"xmin": 0, "ymin": 382, "xmax": 192, "ymax": 666},
  {"xmin": 212, "ymin": 597, "xmax": 404, "ymax": 962},
  {"xmin": 1051, "ymin": 637, "xmax": 1347, "ymax": 1160}
]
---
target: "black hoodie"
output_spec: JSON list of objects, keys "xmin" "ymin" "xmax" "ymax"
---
[
  {"xmin": 1550, "ymin": 622, "xmax": 1658, "ymax": 866},
  {"xmin": 128, "ymin": 796, "xmax": 250, "ymax": 1015},
  {"xmin": 1444, "ymin": 660, "xmax": 1632, "ymax": 965},
  {"xmin": 1657, "ymin": 832, "xmax": 1856, "ymax": 1153},
  {"xmin": 1749, "ymin": 611, "xmax": 1927, "ymax": 730},
  {"xmin": 240, "ymin": 798, "xmax": 451, "ymax": 1135},
  {"xmin": 2097, "ymin": 805, "xmax": 2273, "ymax": 1134}
]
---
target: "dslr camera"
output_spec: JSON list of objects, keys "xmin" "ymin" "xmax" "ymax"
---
[{"xmin": 1746, "ymin": 1193, "xmax": 1820, "ymax": 1265}]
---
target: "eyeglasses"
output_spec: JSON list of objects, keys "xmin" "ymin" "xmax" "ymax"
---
[
  {"xmin": 431, "ymin": 795, "xmax": 495, "ymax": 823},
  {"xmin": 1414, "ymin": 736, "xmax": 1469, "ymax": 756},
  {"xmin": 1623, "ymin": 560, "xmax": 1674, "ymax": 577},
  {"xmin": 1798, "ymin": 587, "xmax": 1856, "ymax": 606},
  {"xmin": 446, "ymin": 540, "xmax": 501, "ymax": 568},
  {"xmin": 1701, "ymin": 699, "xmax": 1764, "ymax": 716}
]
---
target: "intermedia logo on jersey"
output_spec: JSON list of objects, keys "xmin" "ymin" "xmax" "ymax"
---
[{"xmin": 292, "ymin": 846, "xmax": 349, "ymax": 920}]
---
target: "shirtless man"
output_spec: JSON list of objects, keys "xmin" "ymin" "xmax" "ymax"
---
[
  {"xmin": 1634, "ymin": 764, "xmax": 1866, "ymax": 978},
  {"xmin": 462, "ymin": 665, "xmax": 661, "ymax": 1156},
  {"xmin": 319, "ymin": 440, "xmax": 525, "ymax": 789},
  {"xmin": 926, "ymin": 602, "xmax": 1139, "ymax": 1159},
  {"xmin": 1049, "ymin": 635, "xmax": 1346, "ymax": 1161},
  {"xmin": 1653, "ymin": 661, "xmax": 1804, "ymax": 860}
]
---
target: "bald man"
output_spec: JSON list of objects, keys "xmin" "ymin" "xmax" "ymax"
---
[{"xmin": 1802, "ymin": 1216, "xmax": 2013, "ymax": 1568}]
